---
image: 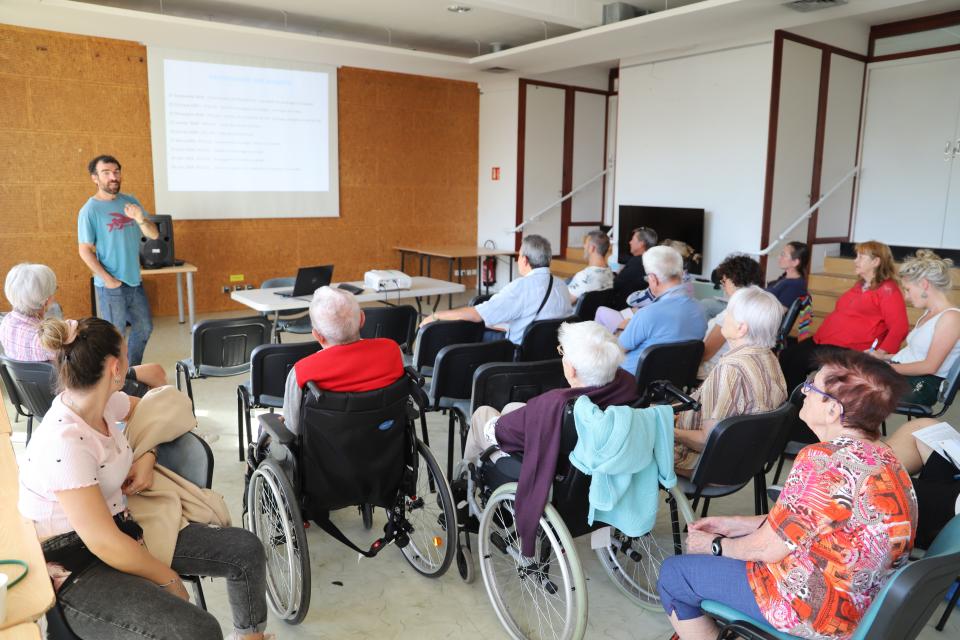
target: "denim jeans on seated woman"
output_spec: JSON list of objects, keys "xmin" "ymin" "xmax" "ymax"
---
[
  {"xmin": 57, "ymin": 524, "xmax": 267, "ymax": 640},
  {"xmin": 95, "ymin": 283, "xmax": 153, "ymax": 367}
]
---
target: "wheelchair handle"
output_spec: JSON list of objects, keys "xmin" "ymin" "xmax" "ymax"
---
[{"xmin": 650, "ymin": 380, "xmax": 701, "ymax": 412}]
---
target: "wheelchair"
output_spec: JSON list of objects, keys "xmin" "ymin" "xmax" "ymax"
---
[
  {"xmin": 455, "ymin": 381, "xmax": 699, "ymax": 640},
  {"xmin": 244, "ymin": 368, "xmax": 456, "ymax": 624}
]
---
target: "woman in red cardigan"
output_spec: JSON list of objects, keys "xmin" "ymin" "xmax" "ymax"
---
[{"xmin": 780, "ymin": 240, "xmax": 909, "ymax": 391}]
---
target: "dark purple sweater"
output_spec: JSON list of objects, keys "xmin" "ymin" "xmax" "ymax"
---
[{"xmin": 494, "ymin": 368, "xmax": 638, "ymax": 556}]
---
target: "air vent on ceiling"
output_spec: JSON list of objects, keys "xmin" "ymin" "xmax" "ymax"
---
[
  {"xmin": 482, "ymin": 66, "xmax": 513, "ymax": 73},
  {"xmin": 785, "ymin": 0, "xmax": 849, "ymax": 12}
]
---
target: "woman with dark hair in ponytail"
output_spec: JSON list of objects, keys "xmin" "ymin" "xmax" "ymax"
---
[
  {"xmin": 765, "ymin": 241, "xmax": 809, "ymax": 308},
  {"xmin": 17, "ymin": 317, "xmax": 271, "ymax": 640}
]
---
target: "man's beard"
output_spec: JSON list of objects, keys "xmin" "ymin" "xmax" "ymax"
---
[{"xmin": 103, "ymin": 180, "xmax": 120, "ymax": 194}]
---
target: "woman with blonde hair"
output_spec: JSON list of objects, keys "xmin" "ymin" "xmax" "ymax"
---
[
  {"xmin": 779, "ymin": 240, "xmax": 908, "ymax": 391},
  {"xmin": 871, "ymin": 250, "xmax": 960, "ymax": 404}
]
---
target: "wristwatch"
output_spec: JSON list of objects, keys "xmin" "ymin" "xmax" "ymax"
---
[{"xmin": 711, "ymin": 536, "xmax": 725, "ymax": 557}]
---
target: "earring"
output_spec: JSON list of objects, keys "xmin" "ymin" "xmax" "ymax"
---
[
  {"xmin": 114, "ymin": 375, "xmax": 122, "ymax": 385},
  {"xmin": 921, "ymin": 291, "xmax": 928, "ymax": 299}
]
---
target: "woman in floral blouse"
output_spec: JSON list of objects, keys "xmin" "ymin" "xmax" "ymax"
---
[{"xmin": 658, "ymin": 349, "xmax": 917, "ymax": 640}]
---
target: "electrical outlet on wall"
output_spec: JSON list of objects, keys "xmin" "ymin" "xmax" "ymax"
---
[
  {"xmin": 245, "ymin": 284, "xmax": 254, "ymax": 290},
  {"xmin": 222, "ymin": 286, "xmax": 230, "ymax": 294},
  {"xmin": 233, "ymin": 284, "xmax": 244, "ymax": 291}
]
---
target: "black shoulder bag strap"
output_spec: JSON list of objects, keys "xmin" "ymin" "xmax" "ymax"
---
[{"xmin": 533, "ymin": 275, "xmax": 554, "ymax": 319}]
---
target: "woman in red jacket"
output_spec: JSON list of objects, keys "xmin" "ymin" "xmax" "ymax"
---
[{"xmin": 780, "ymin": 240, "xmax": 908, "ymax": 391}]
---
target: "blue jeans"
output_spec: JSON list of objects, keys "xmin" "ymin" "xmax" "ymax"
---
[
  {"xmin": 657, "ymin": 554, "xmax": 765, "ymax": 622},
  {"xmin": 96, "ymin": 284, "xmax": 153, "ymax": 366}
]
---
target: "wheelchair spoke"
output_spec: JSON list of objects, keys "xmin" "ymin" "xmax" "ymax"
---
[{"xmin": 399, "ymin": 440, "xmax": 455, "ymax": 577}]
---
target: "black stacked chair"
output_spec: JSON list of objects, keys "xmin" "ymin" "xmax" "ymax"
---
[
  {"xmin": 771, "ymin": 383, "xmax": 818, "ymax": 484},
  {"xmin": 468, "ymin": 293, "xmax": 493, "ymax": 306},
  {"xmin": 260, "ymin": 276, "xmax": 312, "ymax": 342},
  {"xmin": 245, "ymin": 369, "xmax": 455, "ymax": 625},
  {"xmin": 895, "ymin": 356, "xmax": 960, "ymax": 421},
  {"xmin": 774, "ymin": 294, "xmax": 808, "ymax": 354},
  {"xmin": 633, "ymin": 340, "xmax": 705, "ymax": 405},
  {"xmin": 176, "ymin": 316, "xmax": 272, "ymax": 411},
  {"xmin": 359, "ymin": 304, "xmax": 418, "ymax": 353},
  {"xmin": 470, "ymin": 358, "xmax": 569, "ymax": 415},
  {"xmin": 515, "ymin": 316, "xmax": 579, "ymax": 362},
  {"xmin": 677, "ymin": 402, "xmax": 795, "ymax": 517},
  {"xmin": 0, "ymin": 355, "xmax": 57, "ymax": 443},
  {"xmin": 573, "ymin": 288, "xmax": 618, "ymax": 322},
  {"xmin": 410, "ymin": 320, "xmax": 485, "ymax": 377},
  {"xmin": 236, "ymin": 341, "xmax": 321, "ymax": 460},
  {"xmin": 428, "ymin": 339, "xmax": 516, "ymax": 479}
]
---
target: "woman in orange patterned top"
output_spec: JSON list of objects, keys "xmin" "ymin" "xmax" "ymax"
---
[{"xmin": 657, "ymin": 349, "xmax": 917, "ymax": 640}]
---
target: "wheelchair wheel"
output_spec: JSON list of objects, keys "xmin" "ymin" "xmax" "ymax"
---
[
  {"xmin": 360, "ymin": 504, "xmax": 374, "ymax": 531},
  {"xmin": 594, "ymin": 485, "xmax": 695, "ymax": 610},
  {"xmin": 246, "ymin": 458, "xmax": 311, "ymax": 624},
  {"xmin": 399, "ymin": 439, "xmax": 456, "ymax": 577},
  {"xmin": 478, "ymin": 482, "xmax": 587, "ymax": 640}
]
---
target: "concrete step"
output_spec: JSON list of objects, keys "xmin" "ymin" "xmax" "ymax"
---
[
  {"xmin": 822, "ymin": 256, "xmax": 960, "ymax": 286},
  {"xmin": 550, "ymin": 259, "xmax": 583, "ymax": 279}
]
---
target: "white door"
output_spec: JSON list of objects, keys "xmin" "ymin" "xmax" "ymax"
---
[
  {"xmin": 854, "ymin": 55, "xmax": 960, "ymax": 247},
  {"xmin": 522, "ymin": 84, "xmax": 565, "ymax": 254}
]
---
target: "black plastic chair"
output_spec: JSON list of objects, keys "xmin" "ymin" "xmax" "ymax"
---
[
  {"xmin": 515, "ymin": 316, "xmax": 579, "ymax": 362},
  {"xmin": 237, "ymin": 341, "xmax": 321, "ymax": 461},
  {"xmin": 359, "ymin": 305, "xmax": 418, "ymax": 353},
  {"xmin": 411, "ymin": 320, "xmax": 485, "ymax": 377},
  {"xmin": 261, "ymin": 276, "xmax": 312, "ymax": 342},
  {"xmin": 176, "ymin": 316, "xmax": 273, "ymax": 411},
  {"xmin": 469, "ymin": 294, "xmax": 493, "ymax": 306},
  {"xmin": 429, "ymin": 340, "xmax": 516, "ymax": 479},
  {"xmin": 895, "ymin": 356, "xmax": 960, "ymax": 421},
  {"xmin": 0, "ymin": 355, "xmax": 57, "ymax": 443},
  {"xmin": 46, "ymin": 431, "xmax": 216, "ymax": 639},
  {"xmin": 771, "ymin": 383, "xmax": 818, "ymax": 485},
  {"xmin": 774, "ymin": 294, "xmax": 808, "ymax": 354},
  {"xmin": 677, "ymin": 401, "xmax": 795, "ymax": 517},
  {"xmin": 633, "ymin": 340, "xmax": 705, "ymax": 405},
  {"xmin": 470, "ymin": 359, "xmax": 569, "ymax": 415},
  {"xmin": 573, "ymin": 288, "xmax": 618, "ymax": 322}
]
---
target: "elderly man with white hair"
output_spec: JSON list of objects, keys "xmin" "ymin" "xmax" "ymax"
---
[
  {"xmin": 460, "ymin": 320, "xmax": 637, "ymax": 558},
  {"xmin": 281, "ymin": 286, "xmax": 405, "ymax": 435},
  {"xmin": 617, "ymin": 245, "xmax": 708, "ymax": 375},
  {"xmin": 673, "ymin": 286, "xmax": 787, "ymax": 474},
  {"xmin": 1, "ymin": 263, "xmax": 166, "ymax": 388}
]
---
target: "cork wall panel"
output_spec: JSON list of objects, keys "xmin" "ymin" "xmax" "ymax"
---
[{"xmin": 0, "ymin": 24, "xmax": 479, "ymax": 319}]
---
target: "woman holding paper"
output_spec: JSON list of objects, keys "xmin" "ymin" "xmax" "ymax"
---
[
  {"xmin": 888, "ymin": 417, "xmax": 960, "ymax": 549},
  {"xmin": 869, "ymin": 250, "xmax": 960, "ymax": 405}
]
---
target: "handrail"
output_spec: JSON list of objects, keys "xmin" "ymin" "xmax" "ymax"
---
[
  {"xmin": 757, "ymin": 166, "xmax": 859, "ymax": 256},
  {"xmin": 511, "ymin": 167, "xmax": 610, "ymax": 233}
]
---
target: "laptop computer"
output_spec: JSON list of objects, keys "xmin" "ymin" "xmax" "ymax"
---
[{"xmin": 275, "ymin": 265, "xmax": 334, "ymax": 300}]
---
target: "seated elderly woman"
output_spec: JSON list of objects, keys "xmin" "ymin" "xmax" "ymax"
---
[
  {"xmin": 461, "ymin": 321, "xmax": 637, "ymax": 557},
  {"xmin": 18, "ymin": 317, "xmax": 271, "ymax": 639},
  {"xmin": 1, "ymin": 263, "xmax": 166, "ymax": 388},
  {"xmin": 698, "ymin": 254, "xmax": 764, "ymax": 378},
  {"xmin": 658, "ymin": 350, "xmax": 916, "ymax": 640},
  {"xmin": 870, "ymin": 250, "xmax": 960, "ymax": 405},
  {"xmin": 675, "ymin": 286, "xmax": 787, "ymax": 474}
]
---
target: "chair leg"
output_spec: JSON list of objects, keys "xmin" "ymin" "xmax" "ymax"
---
[
  {"xmin": 419, "ymin": 412, "xmax": 430, "ymax": 448},
  {"xmin": 668, "ymin": 495, "xmax": 682, "ymax": 555},
  {"xmin": 236, "ymin": 389, "xmax": 245, "ymax": 462},
  {"xmin": 188, "ymin": 576, "xmax": 207, "ymax": 611},
  {"xmin": 447, "ymin": 411, "xmax": 456, "ymax": 481},
  {"xmin": 881, "ymin": 420, "xmax": 887, "ymax": 437},
  {"xmin": 26, "ymin": 415, "xmax": 33, "ymax": 444},
  {"xmin": 701, "ymin": 498, "xmax": 711, "ymax": 518},
  {"xmin": 936, "ymin": 577, "xmax": 960, "ymax": 631},
  {"xmin": 773, "ymin": 454, "xmax": 786, "ymax": 485}
]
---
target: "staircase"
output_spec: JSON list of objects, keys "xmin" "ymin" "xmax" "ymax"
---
[
  {"xmin": 807, "ymin": 256, "xmax": 960, "ymax": 334},
  {"xmin": 550, "ymin": 247, "xmax": 590, "ymax": 279}
]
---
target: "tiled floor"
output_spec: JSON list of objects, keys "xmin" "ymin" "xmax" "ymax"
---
[{"xmin": 6, "ymin": 301, "xmax": 959, "ymax": 639}]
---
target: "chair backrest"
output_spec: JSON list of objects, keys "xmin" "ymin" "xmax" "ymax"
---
[
  {"xmin": 359, "ymin": 305, "xmax": 418, "ymax": 352},
  {"xmin": 573, "ymin": 288, "xmax": 618, "ymax": 322},
  {"xmin": 156, "ymin": 431, "xmax": 214, "ymax": 489},
  {"xmin": 937, "ymin": 355, "xmax": 960, "ymax": 408},
  {"xmin": 249, "ymin": 341, "xmax": 322, "ymax": 400},
  {"xmin": 191, "ymin": 316, "xmax": 272, "ymax": 377},
  {"xmin": 468, "ymin": 293, "xmax": 493, "ymax": 306},
  {"xmin": 517, "ymin": 316, "xmax": 579, "ymax": 362},
  {"xmin": 634, "ymin": 340, "xmax": 705, "ymax": 401},
  {"xmin": 851, "ymin": 515, "xmax": 960, "ymax": 640},
  {"xmin": 430, "ymin": 340, "xmax": 516, "ymax": 406},
  {"xmin": 775, "ymin": 294, "xmax": 807, "ymax": 353},
  {"xmin": 551, "ymin": 400, "xmax": 599, "ymax": 538},
  {"xmin": 470, "ymin": 359, "xmax": 568, "ymax": 414},
  {"xmin": 689, "ymin": 402, "xmax": 795, "ymax": 492},
  {"xmin": 412, "ymin": 320, "xmax": 485, "ymax": 371},
  {"xmin": 260, "ymin": 277, "xmax": 303, "ymax": 321},
  {"xmin": 0, "ymin": 355, "xmax": 57, "ymax": 419},
  {"xmin": 0, "ymin": 358, "xmax": 31, "ymax": 418},
  {"xmin": 785, "ymin": 382, "xmax": 818, "ymax": 445},
  {"xmin": 299, "ymin": 375, "xmax": 416, "ymax": 511}
]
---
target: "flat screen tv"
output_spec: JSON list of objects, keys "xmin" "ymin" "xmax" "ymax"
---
[{"xmin": 618, "ymin": 205, "xmax": 705, "ymax": 275}]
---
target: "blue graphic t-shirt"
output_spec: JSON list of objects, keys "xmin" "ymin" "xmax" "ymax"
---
[{"xmin": 77, "ymin": 194, "xmax": 148, "ymax": 287}]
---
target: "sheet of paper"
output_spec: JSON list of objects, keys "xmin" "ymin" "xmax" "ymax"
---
[
  {"xmin": 911, "ymin": 421, "xmax": 960, "ymax": 459},
  {"xmin": 940, "ymin": 439, "xmax": 960, "ymax": 471},
  {"xmin": 591, "ymin": 526, "xmax": 612, "ymax": 550}
]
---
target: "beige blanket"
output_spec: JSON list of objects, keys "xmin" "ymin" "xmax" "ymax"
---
[{"xmin": 123, "ymin": 386, "xmax": 232, "ymax": 566}]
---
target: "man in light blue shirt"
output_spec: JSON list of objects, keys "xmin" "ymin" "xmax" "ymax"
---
[
  {"xmin": 619, "ymin": 245, "xmax": 707, "ymax": 375},
  {"xmin": 77, "ymin": 155, "xmax": 159, "ymax": 366},
  {"xmin": 419, "ymin": 235, "xmax": 572, "ymax": 344}
]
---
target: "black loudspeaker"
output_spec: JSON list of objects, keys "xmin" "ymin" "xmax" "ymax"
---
[{"xmin": 139, "ymin": 214, "xmax": 175, "ymax": 268}]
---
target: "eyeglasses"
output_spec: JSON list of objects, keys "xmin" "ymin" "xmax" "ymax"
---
[{"xmin": 801, "ymin": 380, "xmax": 845, "ymax": 421}]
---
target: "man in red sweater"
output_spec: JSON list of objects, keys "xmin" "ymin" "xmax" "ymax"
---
[{"xmin": 281, "ymin": 286, "xmax": 405, "ymax": 434}]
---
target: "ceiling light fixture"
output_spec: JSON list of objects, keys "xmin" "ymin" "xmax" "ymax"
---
[{"xmin": 447, "ymin": 5, "xmax": 471, "ymax": 13}]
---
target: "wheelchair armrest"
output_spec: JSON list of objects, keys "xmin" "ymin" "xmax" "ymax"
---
[
  {"xmin": 258, "ymin": 412, "xmax": 296, "ymax": 447},
  {"xmin": 405, "ymin": 366, "xmax": 425, "ymax": 388},
  {"xmin": 479, "ymin": 444, "xmax": 502, "ymax": 463}
]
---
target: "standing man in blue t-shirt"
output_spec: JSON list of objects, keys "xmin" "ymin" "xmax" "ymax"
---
[{"xmin": 78, "ymin": 155, "xmax": 159, "ymax": 366}]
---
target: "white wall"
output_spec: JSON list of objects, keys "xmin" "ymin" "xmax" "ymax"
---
[{"xmin": 615, "ymin": 43, "xmax": 774, "ymax": 275}]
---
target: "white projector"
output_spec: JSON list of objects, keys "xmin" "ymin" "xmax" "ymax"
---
[{"xmin": 364, "ymin": 269, "xmax": 412, "ymax": 292}]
